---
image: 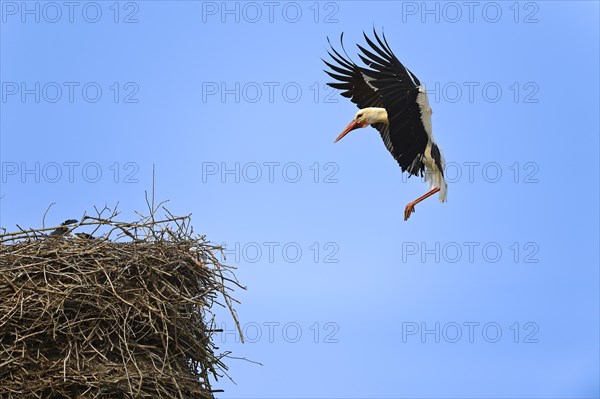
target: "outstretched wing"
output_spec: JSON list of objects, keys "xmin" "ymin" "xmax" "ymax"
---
[
  {"xmin": 322, "ymin": 33, "xmax": 384, "ymax": 110},
  {"xmin": 323, "ymin": 29, "xmax": 431, "ymax": 177}
]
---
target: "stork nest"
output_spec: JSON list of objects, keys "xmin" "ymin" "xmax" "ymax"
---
[{"xmin": 0, "ymin": 207, "xmax": 244, "ymax": 399}]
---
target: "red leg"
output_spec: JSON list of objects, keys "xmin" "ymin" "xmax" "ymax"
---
[{"xmin": 404, "ymin": 187, "xmax": 441, "ymax": 221}]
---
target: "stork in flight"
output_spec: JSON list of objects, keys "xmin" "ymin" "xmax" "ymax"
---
[{"xmin": 323, "ymin": 30, "xmax": 448, "ymax": 221}]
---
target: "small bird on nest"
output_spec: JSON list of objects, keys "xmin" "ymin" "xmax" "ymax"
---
[
  {"xmin": 48, "ymin": 219, "xmax": 96, "ymax": 239},
  {"xmin": 49, "ymin": 219, "xmax": 78, "ymax": 236},
  {"xmin": 74, "ymin": 232, "xmax": 95, "ymax": 240}
]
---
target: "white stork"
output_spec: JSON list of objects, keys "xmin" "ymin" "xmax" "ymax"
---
[{"xmin": 323, "ymin": 30, "xmax": 448, "ymax": 221}]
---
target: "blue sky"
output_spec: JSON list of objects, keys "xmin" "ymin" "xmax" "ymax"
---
[{"xmin": 1, "ymin": 1, "xmax": 599, "ymax": 398}]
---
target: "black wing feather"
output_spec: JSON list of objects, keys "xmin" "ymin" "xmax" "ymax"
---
[{"xmin": 323, "ymin": 29, "xmax": 430, "ymax": 177}]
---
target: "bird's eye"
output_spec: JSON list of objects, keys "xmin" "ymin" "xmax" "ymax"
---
[{"xmin": 356, "ymin": 113, "xmax": 363, "ymax": 120}]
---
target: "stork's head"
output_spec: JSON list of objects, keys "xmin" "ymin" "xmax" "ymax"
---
[{"xmin": 334, "ymin": 107, "xmax": 388, "ymax": 143}]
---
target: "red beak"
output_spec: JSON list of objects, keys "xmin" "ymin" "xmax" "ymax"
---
[{"xmin": 334, "ymin": 120, "xmax": 367, "ymax": 143}]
